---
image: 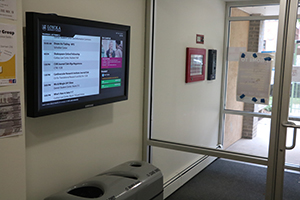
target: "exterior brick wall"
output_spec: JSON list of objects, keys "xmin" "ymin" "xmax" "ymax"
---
[{"xmin": 242, "ymin": 15, "xmax": 263, "ymax": 139}]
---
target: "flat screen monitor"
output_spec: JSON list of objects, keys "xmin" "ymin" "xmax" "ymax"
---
[{"xmin": 25, "ymin": 12, "xmax": 130, "ymax": 117}]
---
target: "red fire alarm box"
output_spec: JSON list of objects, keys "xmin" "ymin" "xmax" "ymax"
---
[{"xmin": 186, "ymin": 48, "xmax": 206, "ymax": 83}]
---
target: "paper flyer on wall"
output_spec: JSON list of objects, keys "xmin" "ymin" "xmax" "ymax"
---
[
  {"xmin": 0, "ymin": 0, "xmax": 16, "ymax": 20},
  {"xmin": 0, "ymin": 23, "xmax": 16, "ymax": 85},
  {"xmin": 0, "ymin": 91, "xmax": 22, "ymax": 139}
]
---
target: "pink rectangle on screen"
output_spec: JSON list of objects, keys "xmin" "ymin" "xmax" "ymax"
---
[{"xmin": 101, "ymin": 58, "xmax": 122, "ymax": 68}]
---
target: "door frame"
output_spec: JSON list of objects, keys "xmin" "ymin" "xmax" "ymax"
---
[
  {"xmin": 143, "ymin": 0, "xmax": 273, "ymax": 168},
  {"xmin": 221, "ymin": 0, "xmax": 300, "ymax": 173},
  {"xmin": 219, "ymin": 1, "xmax": 279, "ymax": 149}
]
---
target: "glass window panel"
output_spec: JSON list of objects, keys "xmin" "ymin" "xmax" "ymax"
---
[
  {"xmin": 230, "ymin": 5, "xmax": 280, "ymax": 17},
  {"xmin": 224, "ymin": 114, "xmax": 270, "ymax": 158},
  {"xmin": 225, "ymin": 20, "xmax": 278, "ymax": 113}
]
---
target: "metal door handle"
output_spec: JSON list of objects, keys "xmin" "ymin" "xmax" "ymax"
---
[{"xmin": 282, "ymin": 121, "xmax": 300, "ymax": 150}]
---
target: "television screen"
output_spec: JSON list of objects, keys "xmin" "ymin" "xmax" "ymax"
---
[{"xmin": 25, "ymin": 12, "xmax": 130, "ymax": 117}]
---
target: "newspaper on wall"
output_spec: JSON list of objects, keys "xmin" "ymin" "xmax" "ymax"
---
[{"xmin": 0, "ymin": 91, "xmax": 22, "ymax": 139}]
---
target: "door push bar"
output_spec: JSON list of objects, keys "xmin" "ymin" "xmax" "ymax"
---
[{"xmin": 282, "ymin": 121, "xmax": 299, "ymax": 150}]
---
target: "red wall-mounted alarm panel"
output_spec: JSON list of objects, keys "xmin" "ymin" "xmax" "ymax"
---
[{"xmin": 186, "ymin": 48, "xmax": 206, "ymax": 83}]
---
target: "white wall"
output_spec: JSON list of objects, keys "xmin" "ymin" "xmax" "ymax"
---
[
  {"xmin": 151, "ymin": 0, "xmax": 225, "ymax": 184},
  {"xmin": 23, "ymin": 0, "xmax": 146, "ymax": 199},
  {"xmin": 0, "ymin": 0, "xmax": 26, "ymax": 199}
]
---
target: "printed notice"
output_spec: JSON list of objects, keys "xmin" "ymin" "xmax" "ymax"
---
[
  {"xmin": 236, "ymin": 52, "xmax": 273, "ymax": 105},
  {"xmin": 0, "ymin": 0, "xmax": 16, "ymax": 20},
  {"xmin": 42, "ymin": 35, "xmax": 101, "ymax": 103},
  {"xmin": 0, "ymin": 23, "xmax": 16, "ymax": 85},
  {"xmin": 0, "ymin": 91, "xmax": 22, "ymax": 139},
  {"xmin": 228, "ymin": 47, "xmax": 247, "ymax": 61}
]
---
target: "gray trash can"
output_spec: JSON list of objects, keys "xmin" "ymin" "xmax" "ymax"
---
[{"xmin": 44, "ymin": 161, "xmax": 163, "ymax": 200}]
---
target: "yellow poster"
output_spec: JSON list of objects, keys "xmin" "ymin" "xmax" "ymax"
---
[{"xmin": 0, "ymin": 23, "xmax": 16, "ymax": 85}]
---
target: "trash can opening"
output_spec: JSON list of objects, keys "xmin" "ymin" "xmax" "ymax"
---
[
  {"xmin": 130, "ymin": 162, "xmax": 142, "ymax": 167},
  {"xmin": 67, "ymin": 186, "xmax": 104, "ymax": 198},
  {"xmin": 105, "ymin": 173, "xmax": 138, "ymax": 180}
]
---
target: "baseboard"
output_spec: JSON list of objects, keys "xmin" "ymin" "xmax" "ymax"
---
[{"xmin": 163, "ymin": 156, "xmax": 217, "ymax": 199}]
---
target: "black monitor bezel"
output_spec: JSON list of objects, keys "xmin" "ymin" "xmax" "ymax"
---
[{"xmin": 25, "ymin": 12, "xmax": 130, "ymax": 117}]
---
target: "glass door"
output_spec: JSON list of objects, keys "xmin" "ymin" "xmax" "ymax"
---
[
  {"xmin": 224, "ymin": 7, "xmax": 279, "ymax": 158},
  {"xmin": 285, "ymin": 5, "xmax": 300, "ymax": 169},
  {"xmin": 265, "ymin": 0, "xmax": 300, "ymax": 199},
  {"xmin": 223, "ymin": 1, "xmax": 300, "ymax": 198}
]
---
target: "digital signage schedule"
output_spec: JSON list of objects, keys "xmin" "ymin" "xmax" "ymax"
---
[
  {"xmin": 41, "ymin": 24, "xmax": 126, "ymax": 106},
  {"xmin": 42, "ymin": 34, "xmax": 101, "ymax": 103}
]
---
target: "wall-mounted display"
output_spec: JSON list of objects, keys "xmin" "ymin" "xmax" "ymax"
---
[
  {"xmin": 25, "ymin": 12, "xmax": 130, "ymax": 117},
  {"xmin": 186, "ymin": 47, "xmax": 206, "ymax": 83}
]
